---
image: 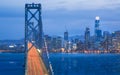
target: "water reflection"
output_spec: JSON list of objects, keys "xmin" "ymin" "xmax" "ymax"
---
[{"xmin": 50, "ymin": 53, "xmax": 120, "ymax": 75}]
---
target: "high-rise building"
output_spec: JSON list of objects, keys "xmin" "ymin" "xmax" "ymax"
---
[
  {"xmin": 103, "ymin": 31, "xmax": 109, "ymax": 39},
  {"xmin": 56, "ymin": 36, "xmax": 62, "ymax": 49},
  {"xmin": 95, "ymin": 16, "xmax": 102, "ymax": 41},
  {"xmin": 115, "ymin": 31, "xmax": 120, "ymax": 38},
  {"xmin": 112, "ymin": 31, "xmax": 120, "ymax": 50},
  {"xmin": 44, "ymin": 35, "xmax": 52, "ymax": 50},
  {"xmin": 102, "ymin": 31, "xmax": 110, "ymax": 50},
  {"xmin": 64, "ymin": 31, "xmax": 68, "ymax": 41},
  {"xmin": 64, "ymin": 31, "xmax": 69, "ymax": 50},
  {"xmin": 85, "ymin": 27, "xmax": 90, "ymax": 49},
  {"xmin": 51, "ymin": 36, "xmax": 62, "ymax": 50},
  {"xmin": 51, "ymin": 37, "xmax": 57, "ymax": 50}
]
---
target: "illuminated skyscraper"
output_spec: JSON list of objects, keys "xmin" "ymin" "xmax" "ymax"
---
[
  {"xmin": 95, "ymin": 16, "xmax": 102, "ymax": 41},
  {"xmin": 95, "ymin": 16, "xmax": 100, "ymax": 29}
]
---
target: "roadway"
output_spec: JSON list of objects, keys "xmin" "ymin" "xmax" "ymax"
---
[{"xmin": 26, "ymin": 43, "xmax": 48, "ymax": 75}]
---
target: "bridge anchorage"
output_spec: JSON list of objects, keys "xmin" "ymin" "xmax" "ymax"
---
[{"xmin": 24, "ymin": 3, "xmax": 53, "ymax": 75}]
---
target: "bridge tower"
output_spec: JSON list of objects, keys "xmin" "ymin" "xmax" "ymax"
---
[{"xmin": 25, "ymin": 3, "xmax": 43, "ymax": 51}]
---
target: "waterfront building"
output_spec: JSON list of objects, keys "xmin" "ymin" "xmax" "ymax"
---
[
  {"xmin": 102, "ymin": 31, "xmax": 111, "ymax": 50},
  {"xmin": 51, "ymin": 37, "xmax": 57, "ymax": 50},
  {"xmin": 51, "ymin": 36, "xmax": 62, "ymax": 50},
  {"xmin": 56, "ymin": 36, "xmax": 62, "ymax": 49},
  {"xmin": 44, "ymin": 35, "xmax": 52, "ymax": 50},
  {"xmin": 112, "ymin": 31, "xmax": 120, "ymax": 51},
  {"xmin": 76, "ymin": 40, "xmax": 84, "ymax": 51}
]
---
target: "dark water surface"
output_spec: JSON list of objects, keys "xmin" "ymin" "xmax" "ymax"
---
[
  {"xmin": 0, "ymin": 53, "xmax": 25, "ymax": 75},
  {"xmin": 50, "ymin": 53, "xmax": 120, "ymax": 75}
]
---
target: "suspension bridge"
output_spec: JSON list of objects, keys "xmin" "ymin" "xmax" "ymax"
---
[{"xmin": 24, "ymin": 3, "xmax": 53, "ymax": 75}]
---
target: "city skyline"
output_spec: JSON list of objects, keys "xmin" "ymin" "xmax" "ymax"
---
[{"xmin": 0, "ymin": 0, "xmax": 120, "ymax": 40}]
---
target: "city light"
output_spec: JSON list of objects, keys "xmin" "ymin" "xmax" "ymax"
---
[{"xmin": 95, "ymin": 16, "xmax": 100, "ymax": 20}]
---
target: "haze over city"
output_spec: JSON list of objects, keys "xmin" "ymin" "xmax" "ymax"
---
[{"xmin": 0, "ymin": 0, "xmax": 120, "ymax": 40}]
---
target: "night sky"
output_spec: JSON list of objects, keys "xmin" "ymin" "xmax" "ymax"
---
[{"xmin": 0, "ymin": 0, "xmax": 120, "ymax": 40}]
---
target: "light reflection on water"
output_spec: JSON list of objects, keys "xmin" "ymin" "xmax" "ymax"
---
[{"xmin": 50, "ymin": 53, "xmax": 120, "ymax": 75}]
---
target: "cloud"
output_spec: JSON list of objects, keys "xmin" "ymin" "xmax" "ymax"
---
[
  {"xmin": 41, "ymin": 0, "xmax": 120, "ymax": 10},
  {"xmin": 0, "ymin": 0, "xmax": 120, "ymax": 11},
  {"xmin": 0, "ymin": 0, "xmax": 120, "ymax": 39}
]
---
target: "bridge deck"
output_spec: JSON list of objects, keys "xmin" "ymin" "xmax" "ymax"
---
[{"xmin": 26, "ymin": 43, "xmax": 48, "ymax": 75}]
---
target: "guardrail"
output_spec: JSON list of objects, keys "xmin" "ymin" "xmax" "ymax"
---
[{"xmin": 40, "ymin": 39, "xmax": 54, "ymax": 75}]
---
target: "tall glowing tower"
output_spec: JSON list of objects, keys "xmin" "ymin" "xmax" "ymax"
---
[
  {"xmin": 95, "ymin": 16, "xmax": 102, "ymax": 41},
  {"xmin": 95, "ymin": 16, "xmax": 100, "ymax": 27}
]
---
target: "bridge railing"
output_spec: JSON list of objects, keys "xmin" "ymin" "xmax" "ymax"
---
[
  {"xmin": 40, "ymin": 38, "xmax": 54, "ymax": 75},
  {"xmin": 41, "ymin": 49, "xmax": 53, "ymax": 75}
]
